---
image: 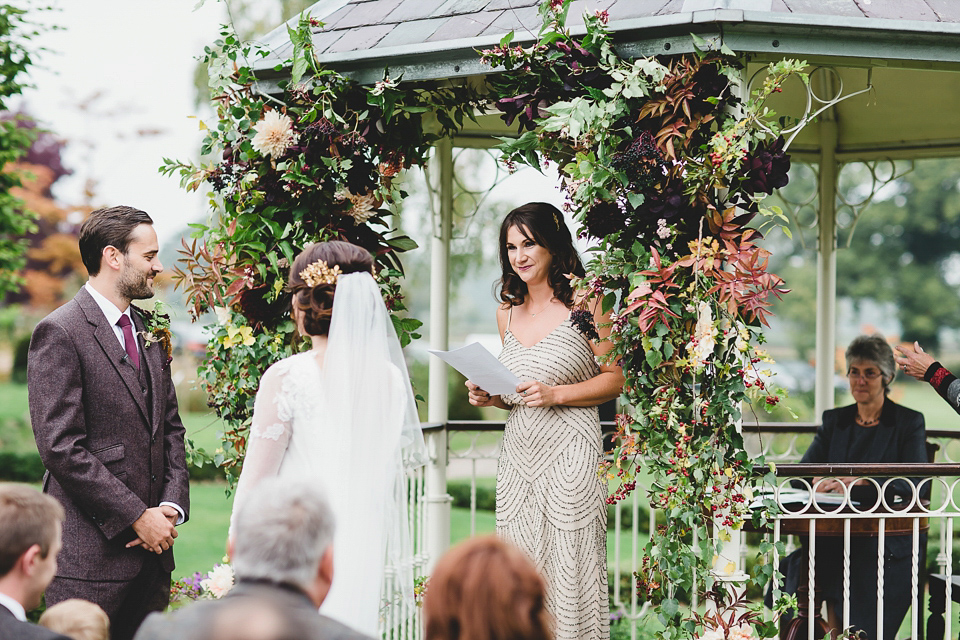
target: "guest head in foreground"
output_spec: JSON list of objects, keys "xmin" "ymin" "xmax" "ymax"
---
[
  {"xmin": 135, "ymin": 481, "xmax": 372, "ymax": 640},
  {"xmin": 425, "ymin": 536, "xmax": 552, "ymax": 640},
  {"xmin": 0, "ymin": 483, "xmax": 70, "ymax": 640},
  {"xmin": 231, "ymin": 478, "xmax": 336, "ymax": 607},
  {"xmin": 39, "ymin": 599, "xmax": 109, "ymax": 640}
]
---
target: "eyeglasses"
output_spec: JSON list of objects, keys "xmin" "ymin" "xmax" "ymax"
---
[{"xmin": 847, "ymin": 369, "xmax": 882, "ymax": 380}]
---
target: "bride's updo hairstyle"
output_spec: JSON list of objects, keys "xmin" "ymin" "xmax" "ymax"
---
[{"xmin": 288, "ymin": 240, "xmax": 373, "ymax": 336}]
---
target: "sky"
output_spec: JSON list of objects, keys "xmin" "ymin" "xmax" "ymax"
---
[{"xmin": 15, "ymin": 0, "xmax": 230, "ymax": 246}]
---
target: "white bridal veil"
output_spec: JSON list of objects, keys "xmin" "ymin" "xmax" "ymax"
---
[{"xmin": 317, "ymin": 270, "xmax": 427, "ymax": 632}]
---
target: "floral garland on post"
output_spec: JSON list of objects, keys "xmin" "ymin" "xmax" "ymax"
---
[
  {"xmin": 483, "ymin": 3, "xmax": 805, "ymax": 638},
  {"xmin": 162, "ymin": 18, "xmax": 481, "ymax": 482}
]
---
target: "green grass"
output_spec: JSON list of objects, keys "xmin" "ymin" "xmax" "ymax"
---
[{"xmin": 174, "ymin": 482, "xmax": 234, "ymax": 579}]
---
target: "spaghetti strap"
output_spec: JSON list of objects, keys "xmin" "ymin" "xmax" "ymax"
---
[{"xmin": 507, "ymin": 304, "xmax": 514, "ymax": 331}]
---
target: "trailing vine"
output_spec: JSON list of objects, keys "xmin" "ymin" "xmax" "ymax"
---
[{"xmin": 483, "ymin": 3, "xmax": 805, "ymax": 637}]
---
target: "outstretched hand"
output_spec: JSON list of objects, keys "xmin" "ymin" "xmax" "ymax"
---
[
  {"xmin": 127, "ymin": 506, "xmax": 178, "ymax": 554},
  {"xmin": 895, "ymin": 341, "xmax": 935, "ymax": 381}
]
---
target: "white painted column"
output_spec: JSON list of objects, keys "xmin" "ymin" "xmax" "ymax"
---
[
  {"xmin": 425, "ymin": 137, "xmax": 453, "ymax": 571},
  {"xmin": 814, "ymin": 117, "xmax": 839, "ymax": 419},
  {"xmin": 711, "ymin": 63, "xmax": 749, "ymax": 601}
]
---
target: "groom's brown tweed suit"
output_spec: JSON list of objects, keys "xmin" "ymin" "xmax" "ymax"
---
[{"xmin": 27, "ymin": 287, "xmax": 190, "ymax": 640}]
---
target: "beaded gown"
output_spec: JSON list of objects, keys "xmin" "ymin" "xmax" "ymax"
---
[{"xmin": 497, "ymin": 313, "xmax": 610, "ymax": 640}]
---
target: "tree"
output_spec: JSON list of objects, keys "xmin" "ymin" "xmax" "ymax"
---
[
  {"xmin": 767, "ymin": 159, "xmax": 960, "ymax": 354},
  {"xmin": 3, "ymin": 117, "xmax": 87, "ymax": 310},
  {"xmin": 0, "ymin": 4, "xmax": 44, "ymax": 298}
]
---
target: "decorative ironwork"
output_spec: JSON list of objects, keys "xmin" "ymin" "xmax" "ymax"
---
[{"xmin": 425, "ymin": 147, "xmax": 508, "ymax": 240}]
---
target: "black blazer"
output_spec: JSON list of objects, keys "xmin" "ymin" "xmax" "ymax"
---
[
  {"xmin": 0, "ymin": 605, "xmax": 71, "ymax": 640},
  {"xmin": 803, "ymin": 398, "xmax": 928, "ymax": 511}
]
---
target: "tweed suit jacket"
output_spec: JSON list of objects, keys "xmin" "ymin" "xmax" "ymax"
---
[
  {"xmin": 0, "ymin": 605, "xmax": 71, "ymax": 640},
  {"xmin": 133, "ymin": 580, "xmax": 375, "ymax": 640},
  {"xmin": 27, "ymin": 287, "xmax": 190, "ymax": 582}
]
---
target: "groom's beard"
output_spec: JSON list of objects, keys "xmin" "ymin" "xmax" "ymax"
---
[{"xmin": 119, "ymin": 265, "xmax": 155, "ymax": 300}]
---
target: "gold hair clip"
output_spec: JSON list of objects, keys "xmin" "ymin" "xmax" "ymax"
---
[{"xmin": 299, "ymin": 259, "xmax": 342, "ymax": 287}]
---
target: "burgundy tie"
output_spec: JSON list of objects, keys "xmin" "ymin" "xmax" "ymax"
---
[{"xmin": 116, "ymin": 314, "xmax": 140, "ymax": 370}]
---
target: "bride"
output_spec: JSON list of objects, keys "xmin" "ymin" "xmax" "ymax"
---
[{"xmin": 229, "ymin": 240, "xmax": 426, "ymax": 636}]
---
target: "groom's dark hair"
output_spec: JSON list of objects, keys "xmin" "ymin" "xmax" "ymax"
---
[
  {"xmin": 79, "ymin": 205, "xmax": 154, "ymax": 276},
  {"xmin": 0, "ymin": 484, "xmax": 64, "ymax": 576}
]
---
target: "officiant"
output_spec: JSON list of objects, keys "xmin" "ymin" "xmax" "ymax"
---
[{"xmin": 774, "ymin": 334, "xmax": 928, "ymax": 640}]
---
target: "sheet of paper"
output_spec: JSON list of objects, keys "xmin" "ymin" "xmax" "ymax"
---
[
  {"xmin": 749, "ymin": 486, "xmax": 857, "ymax": 509},
  {"xmin": 428, "ymin": 342, "xmax": 521, "ymax": 396}
]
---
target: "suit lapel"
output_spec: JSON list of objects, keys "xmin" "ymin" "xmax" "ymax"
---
[
  {"xmin": 76, "ymin": 288, "xmax": 150, "ymax": 425},
  {"xmin": 132, "ymin": 307, "xmax": 164, "ymax": 435}
]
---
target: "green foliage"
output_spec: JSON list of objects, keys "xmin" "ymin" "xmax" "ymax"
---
[
  {"xmin": 482, "ymin": 2, "xmax": 806, "ymax": 636},
  {"xmin": 164, "ymin": 16, "xmax": 482, "ymax": 480},
  {"xmin": 0, "ymin": 450, "xmax": 45, "ymax": 481},
  {"xmin": 0, "ymin": 3, "xmax": 45, "ymax": 298}
]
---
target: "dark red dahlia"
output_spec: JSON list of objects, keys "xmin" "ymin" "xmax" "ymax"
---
[
  {"xmin": 739, "ymin": 135, "xmax": 790, "ymax": 196},
  {"xmin": 584, "ymin": 200, "xmax": 629, "ymax": 239}
]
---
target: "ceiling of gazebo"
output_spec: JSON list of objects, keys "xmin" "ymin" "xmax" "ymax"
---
[{"xmin": 254, "ymin": 0, "xmax": 960, "ymax": 162}]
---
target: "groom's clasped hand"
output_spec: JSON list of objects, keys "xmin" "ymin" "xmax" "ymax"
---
[{"xmin": 125, "ymin": 505, "xmax": 180, "ymax": 554}]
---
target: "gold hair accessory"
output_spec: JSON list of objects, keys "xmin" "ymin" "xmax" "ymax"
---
[
  {"xmin": 552, "ymin": 211, "xmax": 560, "ymax": 229},
  {"xmin": 299, "ymin": 260, "xmax": 342, "ymax": 287}
]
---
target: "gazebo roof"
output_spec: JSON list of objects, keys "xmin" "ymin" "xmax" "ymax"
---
[{"xmin": 254, "ymin": 0, "xmax": 960, "ymax": 160}]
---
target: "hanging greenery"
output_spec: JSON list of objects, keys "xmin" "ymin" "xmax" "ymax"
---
[
  {"xmin": 482, "ymin": 3, "xmax": 806, "ymax": 637},
  {"xmin": 161, "ymin": 19, "xmax": 481, "ymax": 482},
  {"xmin": 170, "ymin": 1, "xmax": 807, "ymax": 636}
]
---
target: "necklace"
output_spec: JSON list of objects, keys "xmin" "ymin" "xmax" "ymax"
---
[
  {"xmin": 855, "ymin": 412, "xmax": 880, "ymax": 426},
  {"xmin": 528, "ymin": 297, "xmax": 555, "ymax": 317}
]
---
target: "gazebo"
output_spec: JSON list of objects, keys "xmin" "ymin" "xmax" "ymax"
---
[
  {"xmin": 249, "ymin": 0, "xmax": 960, "ymax": 634},
  {"xmin": 254, "ymin": 0, "xmax": 960, "ymax": 424}
]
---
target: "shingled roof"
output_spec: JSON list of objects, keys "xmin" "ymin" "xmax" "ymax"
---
[
  {"xmin": 251, "ymin": 0, "xmax": 960, "ymax": 162},
  {"xmin": 254, "ymin": 0, "xmax": 960, "ymax": 85}
]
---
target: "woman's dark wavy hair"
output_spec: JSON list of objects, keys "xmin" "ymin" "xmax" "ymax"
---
[
  {"xmin": 497, "ymin": 202, "xmax": 584, "ymax": 309},
  {"xmin": 288, "ymin": 240, "xmax": 373, "ymax": 336}
]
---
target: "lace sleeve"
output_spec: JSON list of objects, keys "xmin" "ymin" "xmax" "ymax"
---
[{"xmin": 230, "ymin": 362, "xmax": 293, "ymax": 534}]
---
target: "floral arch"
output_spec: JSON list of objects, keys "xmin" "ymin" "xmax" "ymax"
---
[{"xmin": 165, "ymin": 2, "xmax": 812, "ymax": 636}]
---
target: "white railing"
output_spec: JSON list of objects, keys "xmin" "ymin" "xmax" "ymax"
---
[{"xmin": 388, "ymin": 422, "xmax": 960, "ymax": 640}]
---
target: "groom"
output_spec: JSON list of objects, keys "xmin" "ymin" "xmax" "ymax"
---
[{"xmin": 27, "ymin": 206, "xmax": 190, "ymax": 640}]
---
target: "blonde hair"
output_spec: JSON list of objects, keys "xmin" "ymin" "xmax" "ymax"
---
[{"xmin": 39, "ymin": 599, "xmax": 110, "ymax": 640}]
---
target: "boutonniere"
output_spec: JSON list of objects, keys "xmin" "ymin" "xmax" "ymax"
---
[{"xmin": 136, "ymin": 300, "xmax": 173, "ymax": 363}]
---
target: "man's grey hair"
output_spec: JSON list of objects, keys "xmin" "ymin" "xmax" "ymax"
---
[
  {"xmin": 845, "ymin": 334, "xmax": 896, "ymax": 392},
  {"xmin": 231, "ymin": 479, "xmax": 335, "ymax": 589}
]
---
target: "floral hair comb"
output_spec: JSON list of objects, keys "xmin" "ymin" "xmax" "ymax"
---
[{"xmin": 299, "ymin": 259, "xmax": 342, "ymax": 287}]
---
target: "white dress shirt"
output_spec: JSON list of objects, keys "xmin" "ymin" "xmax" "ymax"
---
[
  {"xmin": 83, "ymin": 282, "xmax": 185, "ymax": 525},
  {"xmin": 0, "ymin": 592, "xmax": 26, "ymax": 621}
]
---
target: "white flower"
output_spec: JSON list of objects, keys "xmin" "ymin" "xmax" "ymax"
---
[
  {"xmin": 214, "ymin": 306, "xmax": 231, "ymax": 326},
  {"xmin": 700, "ymin": 627, "xmax": 725, "ymax": 640},
  {"xmin": 656, "ymin": 218, "xmax": 671, "ymax": 239},
  {"xmin": 685, "ymin": 301, "xmax": 718, "ymax": 370},
  {"xmin": 251, "ymin": 111, "xmax": 297, "ymax": 159},
  {"xmin": 338, "ymin": 189, "xmax": 378, "ymax": 224},
  {"xmin": 371, "ymin": 77, "xmax": 398, "ymax": 96},
  {"xmin": 201, "ymin": 563, "xmax": 235, "ymax": 598},
  {"xmin": 727, "ymin": 625, "xmax": 754, "ymax": 640}
]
